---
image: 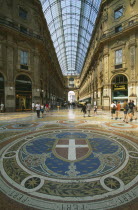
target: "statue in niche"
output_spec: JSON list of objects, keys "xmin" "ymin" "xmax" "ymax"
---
[
  {"xmin": 6, "ymin": 0, "xmax": 13, "ymax": 7},
  {"xmin": 0, "ymin": 0, "xmax": 4, "ymax": 6},
  {"xmin": 102, "ymin": 8, "xmax": 108, "ymax": 22},
  {"xmin": 19, "ymin": 0, "xmax": 24, "ymax": 6},
  {"xmin": 129, "ymin": 0, "xmax": 136, "ymax": 6}
]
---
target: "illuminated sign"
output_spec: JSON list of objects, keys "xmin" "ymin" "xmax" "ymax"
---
[{"xmin": 113, "ymin": 84, "xmax": 127, "ymax": 90}]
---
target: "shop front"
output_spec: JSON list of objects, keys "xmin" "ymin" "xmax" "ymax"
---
[
  {"xmin": 15, "ymin": 75, "xmax": 32, "ymax": 111},
  {"xmin": 112, "ymin": 74, "xmax": 128, "ymax": 106}
]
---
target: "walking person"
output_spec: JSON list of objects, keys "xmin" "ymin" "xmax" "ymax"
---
[
  {"xmin": 115, "ymin": 101, "xmax": 121, "ymax": 120},
  {"xmin": 123, "ymin": 100, "xmax": 129, "ymax": 123},
  {"xmin": 81, "ymin": 103, "xmax": 87, "ymax": 117},
  {"xmin": 128, "ymin": 100, "xmax": 135, "ymax": 122},
  {"xmin": 40, "ymin": 104, "xmax": 44, "ymax": 118},
  {"xmin": 86, "ymin": 102, "xmax": 92, "ymax": 117},
  {"xmin": 110, "ymin": 101, "xmax": 116, "ymax": 119},
  {"xmin": 32, "ymin": 102, "xmax": 35, "ymax": 112},
  {"xmin": 0, "ymin": 102, "xmax": 4, "ymax": 113},
  {"xmin": 132, "ymin": 100, "xmax": 137, "ymax": 120},
  {"xmin": 94, "ymin": 105, "xmax": 97, "ymax": 115},
  {"xmin": 45, "ymin": 103, "xmax": 49, "ymax": 112},
  {"xmin": 35, "ymin": 102, "xmax": 40, "ymax": 118}
]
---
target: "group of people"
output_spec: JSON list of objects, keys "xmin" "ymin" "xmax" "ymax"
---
[
  {"xmin": 81, "ymin": 102, "xmax": 97, "ymax": 117},
  {"xmin": 32, "ymin": 102, "xmax": 50, "ymax": 118},
  {"xmin": 111, "ymin": 100, "xmax": 137, "ymax": 123}
]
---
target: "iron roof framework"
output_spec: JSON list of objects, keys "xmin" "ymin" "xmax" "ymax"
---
[{"xmin": 40, "ymin": 0, "xmax": 101, "ymax": 76}]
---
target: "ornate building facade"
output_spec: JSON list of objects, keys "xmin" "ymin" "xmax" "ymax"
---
[
  {"xmin": 79, "ymin": 0, "xmax": 138, "ymax": 110},
  {"xmin": 0, "ymin": 0, "xmax": 65, "ymax": 112}
]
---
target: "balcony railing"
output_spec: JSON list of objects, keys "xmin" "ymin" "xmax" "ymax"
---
[
  {"xmin": 100, "ymin": 15, "xmax": 138, "ymax": 41},
  {"xmin": 0, "ymin": 16, "xmax": 43, "ymax": 41}
]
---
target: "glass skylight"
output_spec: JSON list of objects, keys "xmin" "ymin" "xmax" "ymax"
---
[{"xmin": 40, "ymin": 0, "xmax": 101, "ymax": 75}]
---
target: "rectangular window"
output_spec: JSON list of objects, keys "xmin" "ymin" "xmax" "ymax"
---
[
  {"xmin": 19, "ymin": 7, "xmax": 27, "ymax": 19},
  {"xmin": 20, "ymin": 51, "xmax": 28, "ymax": 65},
  {"xmin": 115, "ymin": 25, "xmax": 122, "ymax": 33},
  {"xmin": 115, "ymin": 49, "xmax": 122, "ymax": 66},
  {"xmin": 114, "ymin": 6, "xmax": 123, "ymax": 19},
  {"xmin": 20, "ymin": 26, "xmax": 27, "ymax": 34}
]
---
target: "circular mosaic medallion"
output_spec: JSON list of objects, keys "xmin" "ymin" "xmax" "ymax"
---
[
  {"xmin": 0, "ymin": 128, "xmax": 138, "ymax": 210},
  {"xmin": 6, "ymin": 123, "xmax": 38, "ymax": 130},
  {"xmin": 18, "ymin": 131, "xmax": 126, "ymax": 179},
  {"xmin": 105, "ymin": 122, "xmax": 138, "ymax": 129},
  {"xmin": 57, "ymin": 120, "xmax": 86, "ymax": 127}
]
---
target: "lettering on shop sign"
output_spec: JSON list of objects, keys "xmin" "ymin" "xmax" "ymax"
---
[
  {"xmin": 8, "ymin": 190, "xmax": 29, "ymax": 203},
  {"xmin": 113, "ymin": 84, "xmax": 127, "ymax": 90}
]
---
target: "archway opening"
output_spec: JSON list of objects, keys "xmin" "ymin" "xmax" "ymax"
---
[
  {"xmin": 0, "ymin": 73, "xmax": 4, "ymax": 105},
  {"xmin": 68, "ymin": 91, "xmax": 76, "ymax": 103},
  {"xmin": 112, "ymin": 74, "xmax": 128, "ymax": 104},
  {"xmin": 15, "ymin": 75, "xmax": 32, "ymax": 111}
]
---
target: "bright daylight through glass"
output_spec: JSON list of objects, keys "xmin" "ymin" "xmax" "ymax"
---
[{"xmin": 40, "ymin": 0, "xmax": 101, "ymax": 75}]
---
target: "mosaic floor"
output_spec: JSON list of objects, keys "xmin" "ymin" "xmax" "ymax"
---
[{"xmin": 0, "ymin": 108, "xmax": 138, "ymax": 210}]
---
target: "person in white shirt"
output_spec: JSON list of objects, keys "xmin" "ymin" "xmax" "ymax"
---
[
  {"xmin": 86, "ymin": 103, "xmax": 92, "ymax": 117},
  {"xmin": 111, "ymin": 101, "xmax": 117, "ymax": 119},
  {"xmin": 35, "ymin": 102, "xmax": 40, "ymax": 118},
  {"xmin": 32, "ymin": 102, "xmax": 35, "ymax": 112},
  {"xmin": 0, "ymin": 102, "xmax": 4, "ymax": 113}
]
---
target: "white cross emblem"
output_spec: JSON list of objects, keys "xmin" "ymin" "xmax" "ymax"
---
[{"xmin": 56, "ymin": 139, "xmax": 88, "ymax": 161}]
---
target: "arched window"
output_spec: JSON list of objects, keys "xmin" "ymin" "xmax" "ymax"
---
[
  {"xmin": 112, "ymin": 74, "xmax": 128, "ymax": 102},
  {"xmin": 112, "ymin": 74, "xmax": 127, "ymax": 84},
  {"xmin": 16, "ymin": 75, "xmax": 32, "ymax": 91}
]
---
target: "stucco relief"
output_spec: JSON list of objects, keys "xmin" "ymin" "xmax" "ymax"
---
[
  {"xmin": 111, "ymin": 40, "xmax": 126, "ymax": 49},
  {"xmin": 102, "ymin": 8, "xmax": 108, "ymax": 22},
  {"xmin": 129, "ymin": 0, "xmax": 136, "ymax": 6}
]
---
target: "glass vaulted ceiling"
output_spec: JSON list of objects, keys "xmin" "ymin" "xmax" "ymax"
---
[{"xmin": 40, "ymin": 0, "xmax": 102, "ymax": 76}]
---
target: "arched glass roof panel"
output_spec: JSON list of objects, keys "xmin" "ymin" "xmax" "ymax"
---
[{"xmin": 40, "ymin": 0, "xmax": 102, "ymax": 75}]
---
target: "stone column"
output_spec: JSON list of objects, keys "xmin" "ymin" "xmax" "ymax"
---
[
  {"xmin": 103, "ymin": 47, "xmax": 110, "ymax": 110},
  {"xmin": 5, "ymin": 44, "xmax": 15, "ymax": 112},
  {"xmin": 32, "ymin": 52, "xmax": 41, "ymax": 103},
  {"xmin": 128, "ymin": 35, "xmax": 137, "ymax": 109}
]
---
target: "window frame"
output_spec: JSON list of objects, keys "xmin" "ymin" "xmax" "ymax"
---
[
  {"xmin": 114, "ymin": 6, "xmax": 123, "ymax": 19},
  {"xmin": 115, "ymin": 49, "xmax": 123, "ymax": 66},
  {"xmin": 115, "ymin": 25, "xmax": 122, "ymax": 33},
  {"xmin": 19, "ymin": 7, "xmax": 28, "ymax": 20},
  {"xmin": 20, "ymin": 50, "xmax": 28, "ymax": 66}
]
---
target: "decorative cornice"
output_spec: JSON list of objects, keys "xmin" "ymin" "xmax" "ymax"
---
[{"xmin": 111, "ymin": 68, "xmax": 127, "ymax": 73}]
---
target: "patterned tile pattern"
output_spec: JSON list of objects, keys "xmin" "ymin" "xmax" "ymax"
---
[{"xmin": 0, "ymin": 109, "xmax": 138, "ymax": 210}]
